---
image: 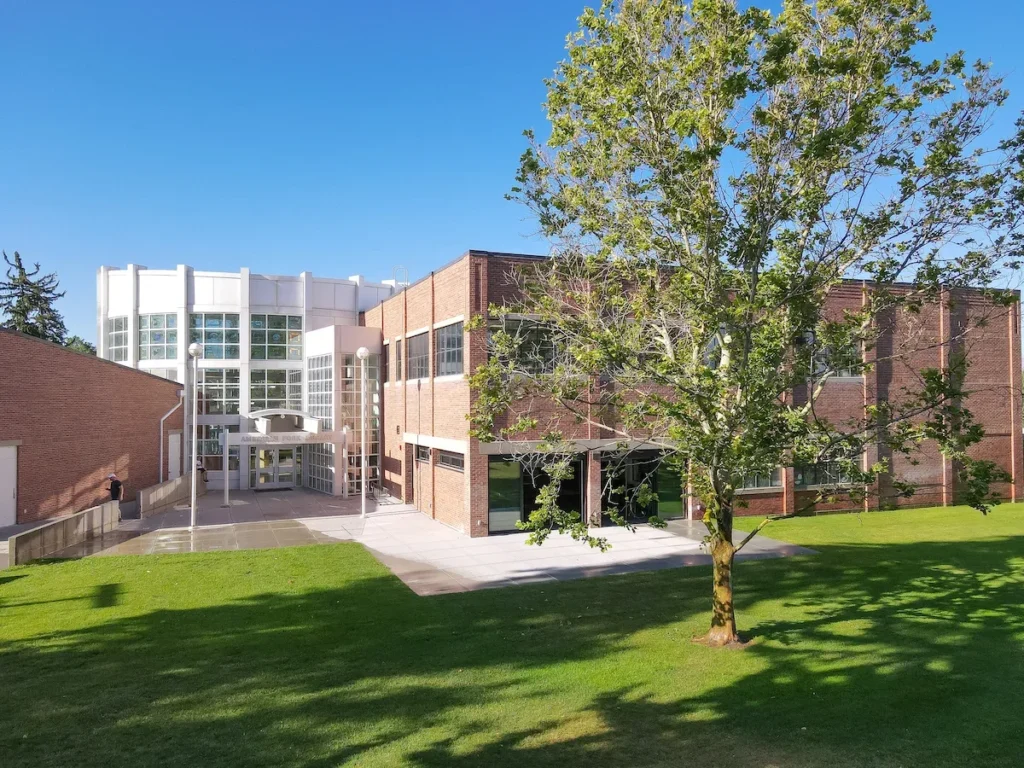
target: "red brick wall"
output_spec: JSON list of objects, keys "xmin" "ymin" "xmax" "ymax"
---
[
  {"xmin": 365, "ymin": 253, "xmax": 1023, "ymax": 531},
  {"xmin": 0, "ymin": 330, "xmax": 183, "ymax": 523},
  {"xmin": 364, "ymin": 254, "xmax": 476, "ymax": 532}
]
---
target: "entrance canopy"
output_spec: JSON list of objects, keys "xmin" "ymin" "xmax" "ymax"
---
[{"xmin": 227, "ymin": 408, "xmax": 346, "ymax": 447}]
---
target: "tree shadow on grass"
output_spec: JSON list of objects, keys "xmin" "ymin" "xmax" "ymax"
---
[{"xmin": 2, "ymin": 537, "xmax": 1024, "ymax": 767}]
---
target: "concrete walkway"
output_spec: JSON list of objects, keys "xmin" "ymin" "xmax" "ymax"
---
[
  {"xmin": 41, "ymin": 489, "xmax": 814, "ymax": 594},
  {"xmin": 301, "ymin": 512, "xmax": 815, "ymax": 595}
]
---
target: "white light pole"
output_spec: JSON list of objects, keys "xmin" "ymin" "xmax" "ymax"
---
[
  {"xmin": 188, "ymin": 342, "xmax": 204, "ymax": 530},
  {"xmin": 356, "ymin": 346, "xmax": 370, "ymax": 518}
]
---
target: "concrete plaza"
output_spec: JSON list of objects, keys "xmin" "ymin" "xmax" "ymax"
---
[{"xmin": 43, "ymin": 489, "xmax": 814, "ymax": 594}]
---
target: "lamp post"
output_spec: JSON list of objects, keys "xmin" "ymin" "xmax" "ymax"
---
[
  {"xmin": 356, "ymin": 346, "xmax": 370, "ymax": 518},
  {"xmin": 188, "ymin": 342, "xmax": 204, "ymax": 530}
]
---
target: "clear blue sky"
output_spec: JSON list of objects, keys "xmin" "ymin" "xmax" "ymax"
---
[{"xmin": 2, "ymin": 0, "xmax": 1023, "ymax": 342}]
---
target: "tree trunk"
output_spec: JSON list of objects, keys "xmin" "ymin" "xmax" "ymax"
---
[{"xmin": 703, "ymin": 537, "xmax": 739, "ymax": 647}]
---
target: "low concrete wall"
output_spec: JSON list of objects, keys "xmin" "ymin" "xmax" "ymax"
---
[
  {"xmin": 138, "ymin": 472, "xmax": 207, "ymax": 518},
  {"xmin": 8, "ymin": 501, "xmax": 121, "ymax": 566}
]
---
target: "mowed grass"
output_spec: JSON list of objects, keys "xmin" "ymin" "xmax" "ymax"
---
[{"xmin": 2, "ymin": 506, "xmax": 1024, "ymax": 767}]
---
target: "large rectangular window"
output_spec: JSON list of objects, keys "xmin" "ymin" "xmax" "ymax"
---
[
  {"xmin": 407, "ymin": 332, "xmax": 429, "ymax": 379},
  {"xmin": 435, "ymin": 322, "xmax": 464, "ymax": 376},
  {"xmin": 796, "ymin": 461, "xmax": 853, "ymax": 487},
  {"xmin": 106, "ymin": 317, "xmax": 128, "ymax": 361},
  {"xmin": 251, "ymin": 314, "xmax": 302, "ymax": 360},
  {"xmin": 197, "ymin": 425, "xmax": 239, "ymax": 471},
  {"xmin": 139, "ymin": 313, "xmax": 177, "ymax": 361},
  {"xmin": 489, "ymin": 321, "xmax": 555, "ymax": 375},
  {"xmin": 250, "ymin": 369, "xmax": 302, "ymax": 411},
  {"xmin": 739, "ymin": 468, "xmax": 782, "ymax": 491},
  {"xmin": 197, "ymin": 368, "xmax": 241, "ymax": 415},
  {"xmin": 189, "ymin": 313, "xmax": 240, "ymax": 360}
]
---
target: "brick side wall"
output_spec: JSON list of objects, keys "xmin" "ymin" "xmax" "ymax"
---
[
  {"xmin": 365, "ymin": 252, "xmax": 1023, "ymax": 531},
  {"xmin": 0, "ymin": 330, "xmax": 183, "ymax": 524},
  {"xmin": 364, "ymin": 255, "xmax": 476, "ymax": 533}
]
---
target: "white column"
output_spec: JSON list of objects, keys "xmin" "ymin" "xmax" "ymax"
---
[
  {"xmin": 178, "ymin": 265, "xmax": 192, "ymax": 467},
  {"xmin": 127, "ymin": 264, "xmax": 140, "ymax": 369},
  {"xmin": 96, "ymin": 266, "xmax": 109, "ymax": 358}
]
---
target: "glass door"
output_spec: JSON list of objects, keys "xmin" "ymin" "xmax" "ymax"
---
[{"xmin": 250, "ymin": 448, "xmax": 297, "ymax": 489}]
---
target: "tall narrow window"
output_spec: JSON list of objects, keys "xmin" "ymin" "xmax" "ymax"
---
[
  {"xmin": 395, "ymin": 339, "xmax": 403, "ymax": 381},
  {"xmin": 189, "ymin": 314, "xmax": 240, "ymax": 360},
  {"xmin": 251, "ymin": 314, "xmax": 302, "ymax": 360},
  {"xmin": 407, "ymin": 333, "xmax": 429, "ymax": 379},
  {"xmin": 435, "ymin": 322, "xmax": 464, "ymax": 376},
  {"xmin": 139, "ymin": 313, "xmax": 177, "ymax": 361},
  {"xmin": 382, "ymin": 343, "xmax": 390, "ymax": 383},
  {"xmin": 106, "ymin": 317, "xmax": 128, "ymax": 361}
]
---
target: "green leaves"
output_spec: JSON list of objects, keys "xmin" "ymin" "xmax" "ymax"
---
[{"xmin": 486, "ymin": 0, "xmax": 1023, "ymax": 557}]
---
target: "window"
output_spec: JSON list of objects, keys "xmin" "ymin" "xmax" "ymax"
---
[
  {"xmin": 307, "ymin": 354, "xmax": 334, "ymax": 495},
  {"xmin": 382, "ymin": 343, "xmax": 390, "ymax": 383},
  {"xmin": 338, "ymin": 353, "xmax": 380, "ymax": 493},
  {"xmin": 807, "ymin": 333, "xmax": 861, "ymax": 378},
  {"xmin": 148, "ymin": 368, "xmax": 181, "ymax": 382},
  {"xmin": 197, "ymin": 368, "xmax": 241, "ymax": 415},
  {"xmin": 739, "ymin": 468, "xmax": 782, "ymax": 490},
  {"xmin": 189, "ymin": 313, "xmax": 240, "ymax": 360},
  {"xmin": 415, "ymin": 445, "xmax": 431, "ymax": 463},
  {"xmin": 139, "ymin": 313, "xmax": 177, "ymax": 361},
  {"xmin": 106, "ymin": 317, "xmax": 128, "ymax": 361},
  {"xmin": 250, "ymin": 369, "xmax": 302, "ymax": 411},
  {"xmin": 251, "ymin": 314, "xmax": 302, "ymax": 360},
  {"xmin": 437, "ymin": 450, "xmax": 464, "ymax": 471},
  {"xmin": 489, "ymin": 321, "xmax": 555, "ymax": 375},
  {"xmin": 407, "ymin": 333, "xmax": 429, "ymax": 379},
  {"xmin": 197, "ymin": 425, "xmax": 239, "ymax": 471},
  {"xmin": 796, "ymin": 461, "xmax": 853, "ymax": 487},
  {"xmin": 435, "ymin": 322, "xmax": 464, "ymax": 376},
  {"xmin": 395, "ymin": 338, "xmax": 403, "ymax": 381},
  {"xmin": 307, "ymin": 354, "xmax": 333, "ymax": 430}
]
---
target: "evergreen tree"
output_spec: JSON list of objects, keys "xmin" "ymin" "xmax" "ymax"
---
[
  {"xmin": 0, "ymin": 251, "xmax": 68, "ymax": 344},
  {"xmin": 65, "ymin": 335, "xmax": 96, "ymax": 355}
]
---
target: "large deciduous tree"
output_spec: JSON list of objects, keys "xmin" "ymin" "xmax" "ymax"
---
[
  {"xmin": 470, "ymin": 0, "xmax": 1024, "ymax": 646},
  {"xmin": 0, "ymin": 250, "xmax": 68, "ymax": 344}
]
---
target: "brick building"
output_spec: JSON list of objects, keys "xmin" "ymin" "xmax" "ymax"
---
[
  {"xmin": 364, "ymin": 250, "xmax": 1024, "ymax": 537},
  {"xmin": 0, "ymin": 329, "xmax": 184, "ymax": 525}
]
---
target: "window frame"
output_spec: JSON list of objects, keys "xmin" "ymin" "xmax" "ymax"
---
[
  {"xmin": 382, "ymin": 342, "xmax": 390, "ymax": 383},
  {"xmin": 250, "ymin": 314, "xmax": 302, "ymax": 361},
  {"xmin": 736, "ymin": 468, "xmax": 783, "ymax": 492},
  {"xmin": 415, "ymin": 445, "xmax": 431, "ymax": 463},
  {"xmin": 249, "ymin": 368, "xmax": 303, "ymax": 411},
  {"xmin": 106, "ymin": 316, "xmax": 128, "ymax": 361},
  {"xmin": 437, "ymin": 450, "xmax": 464, "ymax": 472},
  {"xmin": 434, "ymin": 321, "xmax": 464, "ymax": 376},
  {"xmin": 138, "ymin": 313, "xmax": 178, "ymax": 362},
  {"xmin": 196, "ymin": 368, "xmax": 241, "ymax": 415},
  {"xmin": 407, "ymin": 332, "xmax": 429, "ymax": 380},
  {"xmin": 189, "ymin": 313, "xmax": 241, "ymax": 360},
  {"xmin": 796, "ymin": 460, "xmax": 855, "ymax": 488}
]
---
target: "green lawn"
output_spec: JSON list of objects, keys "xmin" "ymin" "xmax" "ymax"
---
[{"xmin": 2, "ymin": 506, "xmax": 1024, "ymax": 767}]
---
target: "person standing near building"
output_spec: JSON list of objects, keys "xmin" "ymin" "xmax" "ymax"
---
[{"xmin": 107, "ymin": 473, "xmax": 123, "ymax": 503}]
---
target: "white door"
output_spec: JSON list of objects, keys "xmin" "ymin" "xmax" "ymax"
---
[
  {"xmin": 168, "ymin": 434, "xmax": 182, "ymax": 481},
  {"xmin": 0, "ymin": 445, "xmax": 17, "ymax": 527}
]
